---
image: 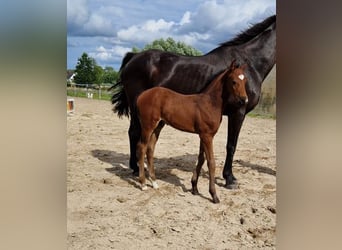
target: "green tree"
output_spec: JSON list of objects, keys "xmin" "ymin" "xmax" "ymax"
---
[
  {"xmin": 93, "ymin": 64, "xmax": 104, "ymax": 85},
  {"xmin": 74, "ymin": 52, "xmax": 98, "ymax": 85},
  {"xmin": 133, "ymin": 37, "xmax": 202, "ymax": 56},
  {"xmin": 132, "ymin": 46, "xmax": 140, "ymax": 53},
  {"xmin": 102, "ymin": 66, "xmax": 119, "ymax": 84}
]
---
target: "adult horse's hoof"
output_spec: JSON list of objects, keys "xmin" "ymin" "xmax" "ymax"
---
[
  {"xmin": 191, "ymin": 188, "xmax": 199, "ymax": 195},
  {"xmin": 224, "ymin": 182, "xmax": 239, "ymax": 189},
  {"xmin": 132, "ymin": 169, "xmax": 139, "ymax": 176},
  {"xmin": 212, "ymin": 196, "xmax": 220, "ymax": 204},
  {"xmin": 223, "ymin": 174, "xmax": 238, "ymax": 189}
]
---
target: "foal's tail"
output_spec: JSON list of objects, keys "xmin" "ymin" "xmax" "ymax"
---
[{"xmin": 110, "ymin": 52, "xmax": 136, "ymax": 118}]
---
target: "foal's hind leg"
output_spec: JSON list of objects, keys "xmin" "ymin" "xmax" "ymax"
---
[
  {"xmin": 191, "ymin": 143, "xmax": 205, "ymax": 195},
  {"xmin": 137, "ymin": 129, "xmax": 153, "ymax": 190},
  {"xmin": 137, "ymin": 140, "xmax": 148, "ymax": 190},
  {"xmin": 146, "ymin": 121, "xmax": 165, "ymax": 189}
]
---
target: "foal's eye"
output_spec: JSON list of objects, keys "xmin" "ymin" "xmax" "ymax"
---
[{"xmin": 232, "ymin": 80, "xmax": 237, "ymax": 85}]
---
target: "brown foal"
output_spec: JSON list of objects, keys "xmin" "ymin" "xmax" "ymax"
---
[{"xmin": 136, "ymin": 60, "xmax": 247, "ymax": 203}]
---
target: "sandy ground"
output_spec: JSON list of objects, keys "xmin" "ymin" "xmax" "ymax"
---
[{"xmin": 67, "ymin": 97, "xmax": 276, "ymax": 249}]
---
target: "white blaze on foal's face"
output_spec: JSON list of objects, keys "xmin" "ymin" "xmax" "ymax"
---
[{"xmin": 238, "ymin": 74, "xmax": 245, "ymax": 80}]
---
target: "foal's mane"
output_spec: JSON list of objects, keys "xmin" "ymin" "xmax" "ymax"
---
[
  {"xmin": 219, "ymin": 15, "xmax": 276, "ymax": 47},
  {"xmin": 201, "ymin": 67, "xmax": 229, "ymax": 93}
]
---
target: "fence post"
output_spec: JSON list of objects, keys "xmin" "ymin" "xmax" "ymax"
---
[{"xmin": 99, "ymin": 85, "xmax": 102, "ymax": 99}]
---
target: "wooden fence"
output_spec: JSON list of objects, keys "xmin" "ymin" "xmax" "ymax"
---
[{"xmin": 67, "ymin": 75, "xmax": 276, "ymax": 118}]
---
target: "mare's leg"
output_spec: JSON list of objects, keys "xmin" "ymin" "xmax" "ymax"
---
[
  {"xmin": 191, "ymin": 142, "xmax": 205, "ymax": 195},
  {"xmin": 200, "ymin": 135, "xmax": 220, "ymax": 204},
  {"xmin": 146, "ymin": 121, "xmax": 165, "ymax": 189},
  {"xmin": 128, "ymin": 112, "xmax": 141, "ymax": 175},
  {"xmin": 223, "ymin": 111, "xmax": 246, "ymax": 189}
]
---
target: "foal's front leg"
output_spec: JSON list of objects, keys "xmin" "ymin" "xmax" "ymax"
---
[{"xmin": 201, "ymin": 135, "xmax": 220, "ymax": 204}]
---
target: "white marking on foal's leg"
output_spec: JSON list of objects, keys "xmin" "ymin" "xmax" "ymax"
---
[
  {"xmin": 152, "ymin": 181, "xmax": 159, "ymax": 189},
  {"xmin": 136, "ymin": 162, "xmax": 148, "ymax": 170},
  {"xmin": 141, "ymin": 184, "xmax": 148, "ymax": 191}
]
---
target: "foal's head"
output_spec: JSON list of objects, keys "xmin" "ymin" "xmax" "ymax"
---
[{"xmin": 223, "ymin": 60, "xmax": 248, "ymax": 106}]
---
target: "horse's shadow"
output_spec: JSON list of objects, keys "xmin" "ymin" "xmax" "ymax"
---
[
  {"xmin": 91, "ymin": 149, "xmax": 276, "ymax": 193},
  {"xmin": 234, "ymin": 159, "xmax": 276, "ymax": 176},
  {"xmin": 91, "ymin": 149, "xmax": 198, "ymax": 192}
]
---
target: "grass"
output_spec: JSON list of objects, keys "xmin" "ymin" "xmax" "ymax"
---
[
  {"xmin": 67, "ymin": 89, "xmax": 112, "ymax": 101},
  {"xmin": 247, "ymin": 110, "xmax": 276, "ymax": 119}
]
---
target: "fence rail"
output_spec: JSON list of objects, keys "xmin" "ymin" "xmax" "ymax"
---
[
  {"xmin": 67, "ymin": 84, "xmax": 276, "ymax": 118},
  {"xmin": 67, "ymin": 84, "xmax": 112, "ymax": 101}
]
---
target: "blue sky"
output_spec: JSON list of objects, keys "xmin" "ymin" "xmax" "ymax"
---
[{"xmin": 67, "ymin": 0, "xmax": 275, "ymax": 70}]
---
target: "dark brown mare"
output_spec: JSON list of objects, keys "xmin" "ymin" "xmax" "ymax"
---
[
  {"xmin": 111, "ymin": 15, "xmax": 276, "ymax": 188},
  {"xmin": 136, "ymin": 61, "xmax": 247, "ymax": 203}
]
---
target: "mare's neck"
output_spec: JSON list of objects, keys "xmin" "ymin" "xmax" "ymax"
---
[{"xmin": 241, "ymin": 23, "xmax": 276, "ymax": 82}]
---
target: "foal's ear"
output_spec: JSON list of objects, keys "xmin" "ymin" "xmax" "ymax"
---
[{"xmin": 229, "ymin": 59, "xmax": 237, "ymax": 70}]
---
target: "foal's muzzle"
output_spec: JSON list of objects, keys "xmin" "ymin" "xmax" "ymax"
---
[{"xmin": 239, "ymin": 96, "xmax": 248, "ymax": 105}]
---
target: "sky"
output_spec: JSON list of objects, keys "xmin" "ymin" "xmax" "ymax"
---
[{"xmin": 67, "ymin": 0, "xmax": 276, "ymax": 70}]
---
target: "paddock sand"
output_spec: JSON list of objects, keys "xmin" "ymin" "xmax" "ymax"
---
[{"xmin": 67, "ymin": 97, "xmax": 276, "ymax": 249}]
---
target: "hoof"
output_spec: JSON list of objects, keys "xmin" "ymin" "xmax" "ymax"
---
[
  {"xmin": 191, "ymin": 189, "xmax": 199, "ymax": 195},
  {"xmin": 141, "ymin": 185, "xmax": 148, "ymax": 191},
  {"xmin": 225, "ymin": 183, "xmax": 239, "ymax": 189},
  {"xmin": 212, "ymin": 197, "xmax": 220, "ymax": 204},
  {"xmin": 132, "ymin": 170, "xmax": 139, "ymax": 177},
  {"xmin": 223, "ymin": 174, "xmax": 238, "ymax": 183},
  {"xmin": 152, "ymin": 181, "xmax": 159, "ymax": 189}
]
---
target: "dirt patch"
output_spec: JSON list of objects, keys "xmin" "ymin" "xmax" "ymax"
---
[{"xmin": 67, "ymin": 97, "xmax": 276, "ymax": 249}]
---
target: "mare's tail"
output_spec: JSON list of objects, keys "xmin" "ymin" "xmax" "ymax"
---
[{"xmin": 110, "ymin": 52, "xmax": 136, "ymax": 118}]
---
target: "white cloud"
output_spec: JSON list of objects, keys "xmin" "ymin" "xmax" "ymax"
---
[
  {"xmin": 68, "ymin": 0, "xmax": 119, "ymax": 36},
  {"xmin": 67, "ymin": 0, "xmax": 276, "ymax": 69},
  {"xmin": 180, "ymin": 11, "xmax": 191, "ymax": 25},
  {"xmin": 67, "ymin": 0, "xmax": 89, "ymax": 30},
  {"xmin": 172, "ymin": 0, "xmax": 275, "ymax": 50},
  {"xmin": 111, "ymin": 46, "xmax": 132, "ymax": 57},
  {"xmin": 172, "ymin": 32, "xmax": 210, "ymax": 47},
  {"xmin": 117, "ymin": 18, "xmax": 175, "ymax": 43},
  {"xmin": 83, "ymin": 13, "xmax": 113, "ymax": 35},
  {"xmin": 117, "ymin": 26, "xmax": 138, "ymax": 41},
  {"xmin": 89, "ymin": 45, "xmax": 131, "ymax": 65},
  {"xmin": 179, "ymin": 0, "xmax": 275, "ymax": 34},
  {"xmin": 115, "ymin": 0, "xmax": 275, "ymax": 51},
  {"xmin": 145, "ymin": 19, "xmax": 174, "ymax": 32}
]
